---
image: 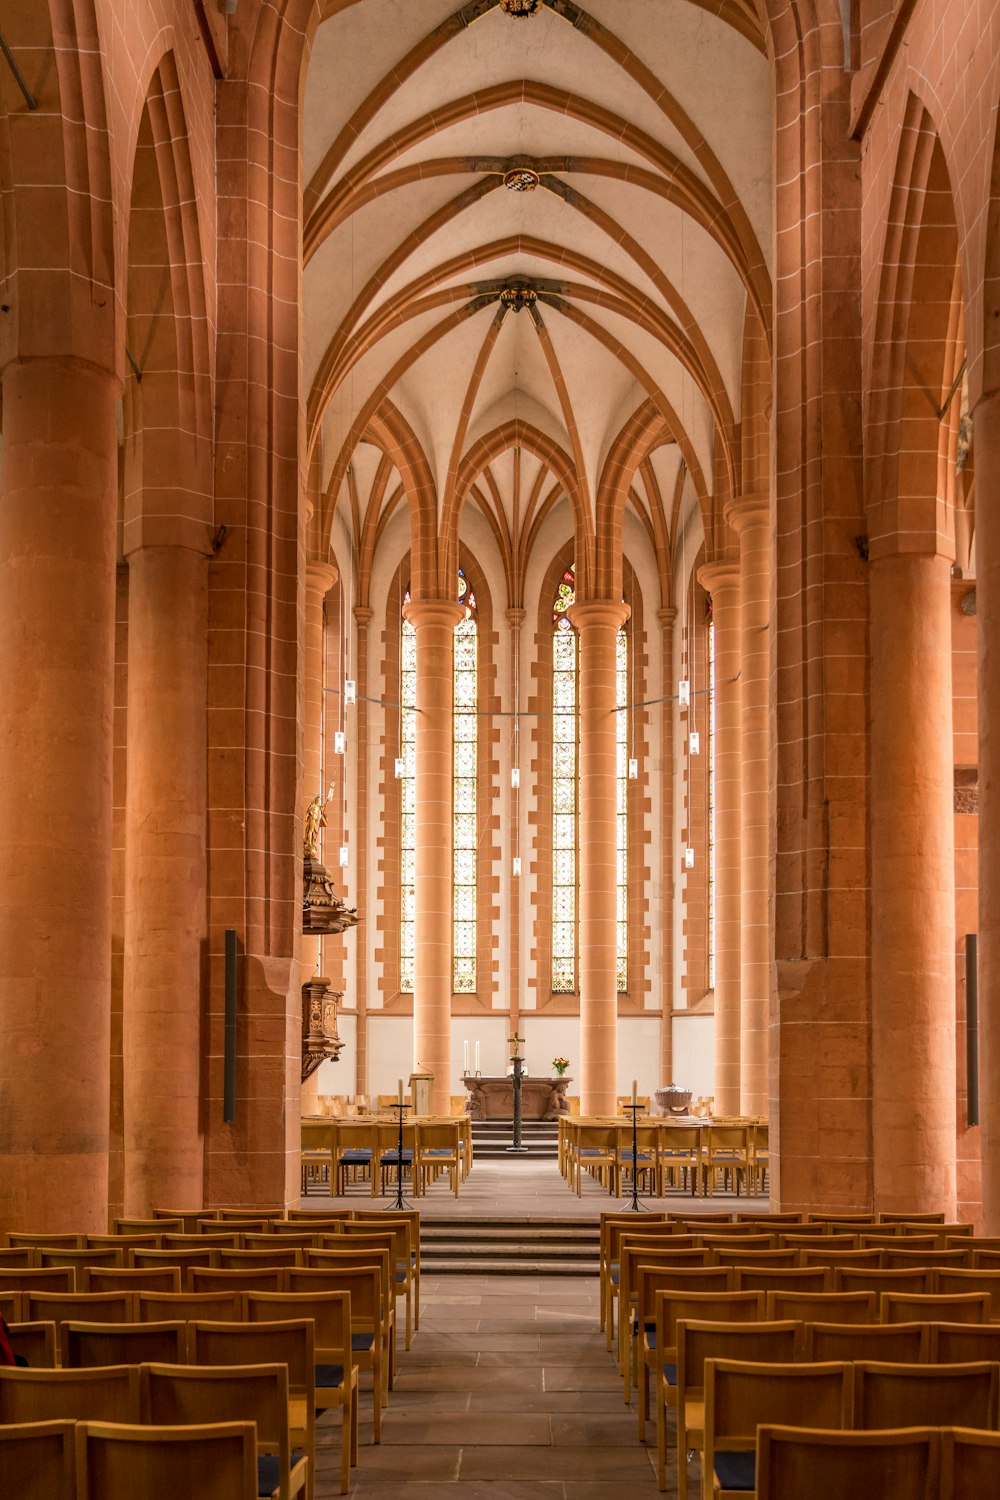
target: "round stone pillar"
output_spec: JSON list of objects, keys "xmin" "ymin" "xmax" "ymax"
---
[
  {"xmin": 0, "ymin": 357, "xmax": 119, "ymax": 1231},
  {"xmin": 697, "ymin": 561, "xmax": 742, "ymax": 1116},
  {"xmin": 353, "ymin": 603, "xmax": 373, "ymax": 1098},
  {"xmin": 978, "ymin": 388, "xmax": 1000, "ymax": 1232},
  {"xmin": 870, "ymin": 549, "xmax": 956, "ymax": 1215},
  {"xmin": 122, "ymin": 544, "xmax": 209, "ymax": 1214},
  {"xmin": 658, "ymin": 606, "xmax": 678, "ymax": 1090},
  {"xmin": 726, "ymin": 496, "xmax": 771, "ymax": 1117},
  {"xmin": 403, "ymin": 600, "xmax": 465, "ymax": 1114},
  {"xmin": 567, "ymin": 600, "xmax": 631, "ymax": 1114},
  {"xmin": 300, "ymin": 560, "xmax": 337, "ymax": 1113}
]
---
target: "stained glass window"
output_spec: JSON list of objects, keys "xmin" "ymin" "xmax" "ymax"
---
[
  {"xmin": 616, "ymin": 624, "xmax": 628, "ymax": 992},
  {"xmin": 400, "ymin": 594, "xmax": 417, "ymax": 992},
  {"xmin": 707, "ymin": 617, "xmax": 716, "ymax": 990},
  {"xmin": 552, "ymin": 568, "xmax": 578, "ymax": 992},
  {"xmin": 453, "ymin": 570, "xmax": 477, "ymax": 992}
]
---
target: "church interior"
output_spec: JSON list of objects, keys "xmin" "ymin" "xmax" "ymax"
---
[{"xmin": 2, "ymin": 0, "xmax": 1000, "ymax": 1493}]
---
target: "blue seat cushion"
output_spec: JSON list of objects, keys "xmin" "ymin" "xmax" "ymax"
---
[
  {"xmin": 662, "ymin": 1363, "xmax": 677, "ymax": 1386},
  {"xmin": 713, "ymin": 1451, "xmax": 755, "ymax": 1490},
  {"xmin": 351, "ymin": 1332, "xmax": 374, "ymax": 1352},
  {"xmin": 422, "ymin": 1149, "xmax": 454, "ymax": 1158},
  {"xmin": 316, "ymin": 1362, "xmax": 345, "ymax": 1387},
  {"xmin": 340, "ymin": 1150, "xmax": 372, "ymax": 1163},
  {"xmin": 258, "ymin": 1451, "xmax": 306, "ymax": 1497}
]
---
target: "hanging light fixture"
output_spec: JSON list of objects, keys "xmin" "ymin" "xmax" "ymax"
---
[
  {"xmin": 394, "ymin": 756, "xmax": 405, "ymax": 779},
  {"xmin": 338, "ymin": 845, "xmax": 349, "ymax": 869},
  {"xmin": 678, "ymin": 679, "xmax": 690, "ymax": 707},
  {"xmin": 334, "ymin": 730, "xmax": 347, "ymax": 755},
  {"xmin": 344, "ymin": 679, "xmax": 356, "ymax": 705},
  {"xmin": 683, "ymin": 846, "xmax": 695, "ymax": 870},
  {"xmin": 501, "ymin": 0, "xmax": 541, "ymax": 14},
  {"xmin": 689, "ymin": 731, "xmax": 700, "ymax": 756},
  {"xmin": 628, "ymin": 757, "xmax": 639, "ymax": 781},
  {"xmin": 511, "ymin": 767, "xmax": 520, "ymax": 789}
]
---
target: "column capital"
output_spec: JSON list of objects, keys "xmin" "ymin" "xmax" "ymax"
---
[
  {"xmin": 566, "ymin": 599, "xmax": 631, "ymax": 633},
  {"xmin": 724, "ymin": 493, "xmax": 770, "ymax": 536},
  {"xmin": 697, "ymin": 559, "xmax": 741, "ymax": 598},
  {"xmin": 403, "ymin": 598, "xmax": 467, "ymax": 631},
  {"xmin": 306, "ymin": 560, "xmax": 338, "ymax": 595},
  {"xmin": 506, "ymin": 607, "xmax": 527, "ymax": 628},
  {"xmin": 353, "ymin": 605, "xmax": 374, "ymax": 630},
  {"xmin": 657, "ymin": 606, "xmax": 678, "ymax": 628}
]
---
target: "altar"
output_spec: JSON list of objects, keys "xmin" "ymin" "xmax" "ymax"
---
[{"xmin": 463, "ymin": 1074, "xmax": 571, "ymax": 1121}]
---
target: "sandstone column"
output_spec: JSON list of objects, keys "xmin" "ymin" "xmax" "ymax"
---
[
  {"xmin": 870, "ymin": 549, "xmax": 956, "ymax": 1215},
  {"xmin": 697, "ymin": 561, "xmax": 742, "ymax": 1116},
  {"xmin": 0, "ymin": 358, "xmax": 118, "ymax": 1231},
  {"xmin": 568, "ymin": 601, "xmax": 630, "ymax": 1114},
  {"xmin": 726, "ymin": 497, "xmax": 771, "ymax": 1116},
  {"xmin": 404, "ymin": 600, "xmax": 465, "ymax": 1113},
  {"xmin": 300, "ymin": 559, "xmax": 337, "ymax": 1113},
  {"xmin": 353, "ymin": 604, "xmax": 373, "ymax": 1097},
  {"xmin": 507, "ymin": 607, "xmax": 526, "ymax": 1041},
  {"xmin": 978, "ymin": 389, "xmax": 1000, "ymax": 1233},
  {"xmin": 122, "ymin": 544, "xmax": 209, "ymax": 1214},
  {"xmin": 658, "ymin": 606, "xmax": 678, "ymax": 1089}
]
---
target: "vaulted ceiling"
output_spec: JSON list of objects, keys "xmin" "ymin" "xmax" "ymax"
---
[{"xmin": 302, "ymin": 0, "xmax": 773, "ymax": 600}]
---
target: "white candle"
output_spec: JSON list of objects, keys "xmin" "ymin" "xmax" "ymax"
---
[
  {"xmin": 398, "ymin": 1077, "xmax": 404, "ymax": 1106},
  {"xmin": 475, "ymin": 1041, "xmax": 481, "ymax": 1073},
  {"xmin": 632, "ymin": 1078, "xmax": 638, "ymax": 1107},
  {"xmin": 463, "ymin": 1040, "xmax": 470, "ymax": 1074}
]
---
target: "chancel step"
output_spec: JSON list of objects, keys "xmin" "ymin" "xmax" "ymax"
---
[
  {"xmin": 470, "ymin": 1120, "xmax": 559, "ymax": 1159},
  {"xmin": 421, "ymin": 1215, "xmax": 598, "ymax": 1276}
]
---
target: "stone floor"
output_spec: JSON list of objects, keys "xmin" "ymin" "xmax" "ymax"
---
[
  {"xmin": 313, "ymin": 1274, "xmax": 684, "ymax": 1498},
  {"xmin": 306, "ymin": 1156, "xmax": 754, "ymax": 1495}
]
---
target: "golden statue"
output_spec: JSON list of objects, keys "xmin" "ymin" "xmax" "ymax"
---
[{"xmin": 304, "ymin": 784, "xmax": 334, "ymax": 859}]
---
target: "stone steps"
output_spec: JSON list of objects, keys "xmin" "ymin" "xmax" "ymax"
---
[
  {"xmin": 470, "ymin": 1120, "xmax": 559, "ymax": 1160},
  {"xmin": 421, "ymin": 1214, "xmax": 599, "ymax": 1276}
]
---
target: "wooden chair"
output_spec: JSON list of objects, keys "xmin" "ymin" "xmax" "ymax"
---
[
  {"xmin": 835, "ymin": 1266, "xmax": 930, "ymax": 1298},
  {"xmin": 0, "ymin": 1289, "xmax": 21, "ymax": 1322},
  {"xmin": 633, "ymin": 1263, "xmax": 734, "ymax": 1391},
  {"xmin": 671, "ymin": 1319, "xmax": 800, "ymax": 1499},
  {"xmin": 599, "ymin": 1210, "xmax": 668, "ymax": 1330},
  {"xmin": 702, "ymin": 1357, "xmax": 853, "ymax": 1500},
  {"xmin": 287, "ymin": 1265, "xmax": 387, "ymax": 1441},
  {"xmin": 765, "ymin": 1289, "xmax": 876, "ymax": 1325},
  {"xmin": 216, "ymin": 1247, "xmax": 304, "ymax": 1269},
  {"xmin": 879, "ymin": 1210, "xmax": 946, "ymax": 1224},
  {"xmin": 83, "ymin": 1415, "xmax": 257, "ymax": 1498},
  {"xmin": 86, "ymin": 1233, "xmax": 161, "ymax": 1254},
  {"xmin": 196, "ymin": 1217, "xmax": 271, "ymax": 1235},
  {"xmin": 697, "ymin": 1232, "xmax": 776, "ymax": 1252},
  {"xmin": 929, "ymin": 1320, "xmax": 1000, "ymax": 1362},
  {"xmin": 413, "ymin": 1120, "xmax": 462, "ymax": 1197},
  {"xmin": 658, "ymin": 1125, "xmax": 703, "ymax": 1195},
  {"xmin": 245, "ymin": 1290, "xmax": 358, "ymax": 1494},
  {"xmin": 278, "ymin": 1213, "xmax": 354, "ymax": 1231},
  {"xmin": 734, "ymin": 1266, "xmax": 830, "ymax": 1295},
  {"xmin": 802, "ymin": 1320, "xmax": 928, "ymax": 1362},
  {"xmin": 161, "ymin": 1231, "xmax": 241, "ymax": 1248},
  {"xmin": 7, "ymin": 1233, "xmax": 82, "ymax": 1251},
  {"xmin": 940, "ymin": 1426, "xmax": 1000, "ymax": 1499},
  {"xmin": 213, "ymin": 1208, "xmax": 286, "ymax": 1222},
  {"xmin": 22, "ymin": 1291, "xmax": 135, "ymax": 1328},
  {"xmin": 602, "ymin": 1218, "xmax": 679, "ymax": 1347},
  {"xmin": 755, "ymin": 1424, "xmax": 939, "ymax": 1500},
  {"xmin": 37, "ymin": 1247, "xmax": 122, "ymax": 1274},
  {"xmin": 0, "ymin": 1267, "xmax": 74, "ymax": 1296},
  {"xmin": 617, "ymin": 1122, "xmax": 662, "ymax": 1197},
  {"xmin": 736, "ymin": 1211, "xmax": 803, "ymax": 1226},
  {"xmin": 188, "ymin": 1320, "xmax": 316, "ymax": 1500},
  {"xmin": 880, "ymin": 1290, "xmax": 989, "ymax": 1324},
  {"xmin": 0, "ymin": 1364, "xmax": 139, "ymax": 1423},
  {"xmin": 883, "ymin": 1247, "xmax": 970, "ymax": 1270},
  {"xmin": 748, "ymin": 1122, "xmax": 769, "ymax": 1196},
  {"xmin": 6, "ymin": 1322, "xmax": 57, "ymax": 1367},
  {"xmin": 782, "ymin": 1232, "xmax": 857, "ymax": 1252},
  {"xmin": 699, "ymin": 1126, "xmax": 752, "ymax": 1197},
  {"xmin": 136, "ymin": 1290, "xmax": 243, "ymax": 1323},
  {"xmin": 148, "ymin": 1208, "xmax": 205, "ymax": 1232},
  {"xmin": 0, "ymin": 1417, "xmax": 77, "ymax": 1500},
  {"xmin": 573, "ymin": 1125, "xmax": 619, "ymax": 1196},
  {"xmin": 304, "ymin": 1247, "xmax": 396, "ymax": 1378},
  {"xmin": 645, "ymin": 1287, "xmax": 761, "ymax": 1449},
  {"xmin": 934, "ymin": 1266, "xmax": 1000, "ymax": 1317},
  {"xmin": 335, "ymin": 1121, "xmax": 374, "ymax": 1193},
  {"xmin": 859, "ymin": 1232, "xmax": 936, "ymax": 1253},
  {"xmin": 351, "ymin": 1210, "xmax": 421, "ymax": 1332},
  {"xmin": 301, "ymin": 1118, "xmax": 335, "ymax": 1195},
  {"xmin": 130, "ymin": 1247, "xmax": 220, "ymax": 1287},
  {"xmin": 138, "ymin": 1362, "xmax": 307, "ymax": 1500},
  {"xmin": 853, "ymin": 1358, "xmax": 1000, "ymax": 1430},
  {"xmin": 114, "ymin": 1216, "xmax": 184, "ymax": 1235},
  {"xmin": 191, "ymin": 1266, "xmax": 284, "ymax": 1295},
  {"xmin": 714, "ymin": 1248, "xmax": 799, "ymax": 1270},
  {"xmin": 339, "ymin": 1222, "xmax": 414, "ymax": 1349},
  {"xmin": 800, "ymin": 1248, "xmax": 882, "ymax": 1270},
  {"xmin": 61, "ymin": 1318, "xmax": 187, "ymax": 1368},
  {"xmin": 616, "ymin": 1241, "xmax": 711, "ymax": 1380},
  {"xmin": 244, "ymin": 1232, "xmax": 317, "ymax": 1252},
  {"xmin": 0, "ymin": 1248, "xmax": 39, "ymax": 1268}
]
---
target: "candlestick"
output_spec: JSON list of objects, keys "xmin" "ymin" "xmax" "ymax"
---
[
  {"xmin": 398, "ymin": 1077, "xmax": 404, "ymax": 1106},
  {"xmin": 475, "ymin": 1040, "xmax": 481, "ymax": 1073},
  {"xmin": 632, "ymin": 1078, "xmax": 638, "ymax": 1107},
  {"xmin": 463, "ymin": 1040, "xmax": 469, "ymax": 1074}
]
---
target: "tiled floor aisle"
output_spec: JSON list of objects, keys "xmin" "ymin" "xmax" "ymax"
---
[{"xmin": 315, "ymin": 1275, "xmax": 678, "ymax": 1498}]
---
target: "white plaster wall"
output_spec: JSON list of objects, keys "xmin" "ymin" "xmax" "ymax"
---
[
  {"xmin": 365, "ymin": 1014, "xmax": 417, "ymax": 1100},
  {"xmin": 315, "ymin": 1011, "xmax": 358, "ymax": 1097},
  {"xmin": 451, "ymin": 1017, "xmax": 509, "ymax": 1090},
  {"xmin": 671, "ymin": 1013, "xmax": 715, "ymax": 1097}
]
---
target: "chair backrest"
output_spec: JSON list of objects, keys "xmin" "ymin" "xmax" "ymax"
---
[
  {"xmin": 835, "ymin": 1267, "xmax": 930, "ymax": 1297},
  {"xmin": 244, "ymin": 1289, "xmax": 351, "ymax": 1364},
  {"xmin": 853, "ymin": 1358, "xmax": 1000, "ymax": 1430},
  {"xmin": 879, "ymin": 1211, "xmax": 946, "ymax": 1224},
  {"xmin": 935, "ymin": 1268, "xmax": 1000, "ymax": 1318},
  {"xmin": 881, "ymin": 1291, "xmax": 989, "ymax": 1324},
  {"xmin": 766, "ymin": 1290, "xmax": 876, "ymax": 1324},
  {"xmin": 0, "ymin": 1417, "xmax": 77, "ymax": 1500},
  {"xmin": 161, "ymin": 1232, "xmax": 241, "ymax": 1248},
  {"xmin": 415, "ymin": 1121, "xmax": 461, "ymax": 1152},
  {"xmin": 698, "ymin": 1232, "xmax": 776, "ymax": 1250},
  {"xmin": 6, "ymin": 1322, "xmax": 58, "ymax": 1367},
  {"xmin": 0, "ymin": 1289, "xmax": 21, "ymax": 1322},
  {"xmin": 0, "ymin": 1248, "xmax": 36, "ymax": 1268},
  {"xmin": 0, "ymin": 1267, "xmax": 74, "ymax": 1295},
  {"xmin": 78, "ymin": 1417, "xmax": 257, "ymax": 1499},
  {"xmin": 6, "ymin": 1233, "xmax": 82, "ymax": 1250},
  {"xmin": 654, "ymin": 1291, "xmax": 764, "ymax": 1355},
  {"xmin": 715, "ymin": 1248, "xmax": 800, "ymax": 1269},
  {"xmin": 0, "ymin": 1365, "xmax": 139, "ymax": 1423},
  {"xmin": 278, "ymin": 1213, "xmax": 353, "ymax": 1231},
  {"xmin": 705, "ymin": 1356, "xmax": 852, "ymax": 1452},
  {"xmin": 23, "ymin": 1292, "xmax": 135, "ymax": 1327},
  {"xmin": 883, "ymin": 1248, "xmax": 970, "ymax": 1269},
  {"xmin": 136, "ymin": 1291, "xmax": 243, "ymax": 1323},
  {"xmin": 62, "ymin": 1319, "xmax": 187, "ymax": 1368},
  {"xmin": 782, "ymin": 1233, "xmax": 857, "ymax": 1251},
  {"xmin": 86, "ymin": 1234, "xmax": 161, "ymax": 1254},
  {"xmin": 304, "ymin": 1247, "xmax": 391, "ymax": 1305},
  {"xmin": 149, "ymin": 1209, "xmax": 203, "ymax": 1231},
  {"xmin": 755, "ymin": 1424, "xmax": 939, "ymax": 1500},
  {"xmin": 860, "ymin": 1233, "xmax": 936, "ymax": 1252},
  {"xmin": 929, "ymin": 1320, "xmax": 1000, "ymax": 1362},
  {"xmin": 37, "ymin": 1248, "xmax": 122, "ymax": 1272},
  {"xmin": 940, "ymin": 1427, "xmax": 1000, "ymax": 1500},
  {"xmin": 802, "ymin": 1320, "xmax": 928, "ymax": 1362},
  {"xmin": 286, "ymin": 1265, "xmax": 381, "ymax": 1324},
  {"xmin": 214, "ymin": 1209, "xmax": 285, "ymax": 1222},
  {"xmin": 84, "ymin": 1266, "xmax": 181, "ymax": 1295},
  {"xmin": 189, "ymin": 1318, "xmax": 315, "ymax": 1399},
  {"xmin": 116, "ymin": 1216, "xmax": 184, "ymax": 1234},
  {"xmin": 734, "ymin": 1267, "xmax": 830, "ymax": 1295},
  {"xmin": 216, "ymin": 1247, "xmax": 303, "ymax": 1268},
  {"xmin": 141, "ymin": 1359, "xmax": 291, "ymax": 1449},
  {"xmin": 190, "ymin": 1267, "xmax": 284, "ymax": 1294},
  {"xmin": 244, "ymin": 1232, "xmax": 315, "ymax": 1251},
  {"xmin": 800, "ymin": 1248, "xmax": 882, "ymax": 1269},
  {"xmin": 676, "ymin": 1318, "xmax": 799, "ymax": 1394}
]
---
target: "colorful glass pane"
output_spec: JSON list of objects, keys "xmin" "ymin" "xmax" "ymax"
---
[
  {"xmin": 400, "ymin": 611, "xmax": 417, "ymax": 991},
  {"xmin": 453, "ymin": 606, "xmax": 478, "ymax": 993},
  {"xmin": 552, "ymin": 566, "xmax": 578, "ymax": 992}
]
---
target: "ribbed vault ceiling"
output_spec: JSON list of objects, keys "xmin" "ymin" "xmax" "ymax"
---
[{"xmin": 303, "ymin": 0, "xmax": 772, "ymax": 596}]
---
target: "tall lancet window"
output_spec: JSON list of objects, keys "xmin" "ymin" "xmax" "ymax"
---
[
  {"xmin": 453, "ymin": 571, "xmax": 478, "ymax": 992},
  {"xmin": 707, "ymin": 613, "xmax": 717, "ymax": 990},
  {"xmin": 552, "ymin": 568, "xmax": 578, "ymax": 992},
  {"xmin": 400, "ymin": 595, "xmax": 417, "ymax": 993},
  {"xmin": 616, "ymin": 623, "xmax": 629, "ymax": 991}
]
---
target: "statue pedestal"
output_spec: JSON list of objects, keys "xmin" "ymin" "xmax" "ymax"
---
[{"xmin": 463, "ymin": 1075, "xmax": 570, "ymax": 1121}]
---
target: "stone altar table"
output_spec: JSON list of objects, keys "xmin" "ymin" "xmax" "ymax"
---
[{"xmin": 463, "ymin": 1075, "xmax": 570, "ymax": 1121}]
